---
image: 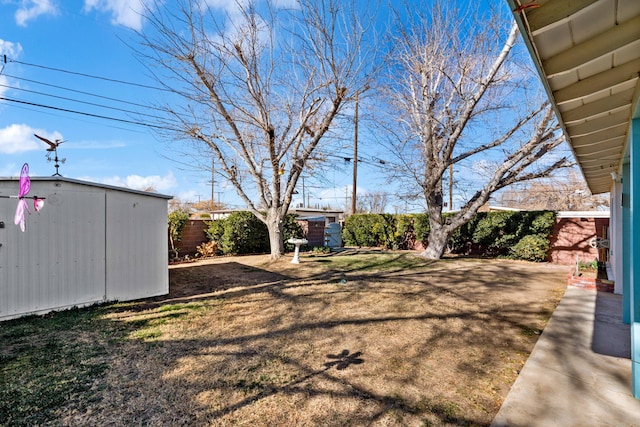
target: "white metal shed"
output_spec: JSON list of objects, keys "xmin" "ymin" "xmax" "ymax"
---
[{"xmin": 0, "ymin": 176, "xmax": 171, "ymax": 321}]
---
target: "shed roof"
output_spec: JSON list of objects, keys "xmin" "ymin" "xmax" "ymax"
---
[
  {"xmin": 507, "ymin": 0, "xmax": 640, "ymax": 194},
  {"xmin": 0, "ymin": 176, "xmax": 173, "ymax": 200}
]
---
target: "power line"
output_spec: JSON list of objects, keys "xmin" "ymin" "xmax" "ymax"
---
[
  {"xmin": 8, "ymin": 59, "xmax": 169, "ymax": 92},
  {"xmin": 1, "ymin": 101, "xmax": 151, "ymax": 134},
  {"xmin": 4, "ymin": 74, "xmax": 165, "ymax": 111},
  {"xmin": 0, "ymin": 96, "xmax": 171, "ymax": 130},
  {"xmin": 0, "ymin": 83, "xmax": 163, "ymax": 120}
]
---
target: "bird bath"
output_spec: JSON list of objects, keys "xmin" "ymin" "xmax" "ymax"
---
[{"xmin": 287, "ymin": 238, "xmax": 308, "ymax": 264}]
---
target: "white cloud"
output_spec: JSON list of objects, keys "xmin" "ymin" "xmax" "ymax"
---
[
  {"xmin": 0, "ymin": 75, "xmax": 11, "ymax": 98},
  {"xmin": 0, "ymin": 163, "xmax": 19, "ymax": 177},
  {"xmin": 0, "ymin": 40, "xmax": 23, "ymax": 97},
  {"xmin": 83, "ymin": 0, "xmax": 147, "ymax": 31},
  {"xmin": 175, "ymin": 189, "xmax": 199, "ymax": 202},
  {"xmin": 0, "ymin": 124, "xmax": 63, "ymax": 154},
  {"xmin": 0, "ymin": 39, "xmax": 24, "ymax": 59},
  {"xmin": 198, "ymin": 0, "xmax": 245, "ymax": 15},
  {"xmin": 271, "ymin": 0, "xmax": 299, "ymax": 8},
  {"xmin": 100, "ymin": 171, "xmax": 177, "ymax": 191},
  {"xmin": 15, "ymin": 0, "xmax": 58, "ymax": 27}
]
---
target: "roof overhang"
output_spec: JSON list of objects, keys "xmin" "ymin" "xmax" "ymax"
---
[{"xmin": 506, "ymin": 0, "xmax": 640, "ymax": 194}]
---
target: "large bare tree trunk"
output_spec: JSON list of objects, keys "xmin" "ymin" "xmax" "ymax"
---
[
  {"xmin": 265, "ymin": 209, "xmax": 285, "ymax": 259},
  {"xmin": 421, "ymin": 224, "xmax": 449, "ymax": 259}
]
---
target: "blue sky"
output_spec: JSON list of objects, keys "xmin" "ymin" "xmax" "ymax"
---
[
  {"xmin": 1, "ymin": 1, "xmax": 572, "ymax": 213},
  {"xmin": 0, "ymin": 0, "xmax": 396, "ymax": 210}
]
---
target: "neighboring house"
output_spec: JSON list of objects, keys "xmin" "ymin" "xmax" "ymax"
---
[
  {"xmin": 204, "ymin": 207, "xmax": 345, "ymax": 225},
  {"xmin": 0, "ymin": 176, "xmax": 171, "ymax": 321},
  {"xmin": 289, "ymin": 207, "xmax": 345, "ymax": 226},
  {"xmin": 506, "ymin": 0, "xmax": 640, "ymax": 397}
]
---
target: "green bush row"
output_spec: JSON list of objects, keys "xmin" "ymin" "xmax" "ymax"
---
[
  {"xmin": 341, "ymin": 213, "xmax": 430, "ymax": 249},
  {"xmin": 342, "ymin": 211, "xmax": 556, "ymax": 261},
  {"xmin": 205, "ymin": 211, "xmax": 303, "ymax": 255}
]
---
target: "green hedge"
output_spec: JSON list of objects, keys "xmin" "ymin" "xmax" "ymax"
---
[
  {"xmin": 342, "ymin": 213, "xmax": 430, "ymax": 250},
  {"xmin": 342, "ymin": 210, "xmax": 556, "ymax": 262},
  {"xmin": 205, "ymin": 211, "xmax": 303, "ymax": 255}
]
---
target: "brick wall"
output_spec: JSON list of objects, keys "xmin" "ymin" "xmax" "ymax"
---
[
  {"xmin": 171, "ymin": 219, "xmax": 209, "ymax": 256},
  {"xmin": 548, "ymin": 216, "xmax": 608, "ymax": 265},
  {"xmin": 171, "ymin": 218, "xmax": 329, "ymax": 256}
]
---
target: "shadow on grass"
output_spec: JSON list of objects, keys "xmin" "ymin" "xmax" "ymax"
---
[{"xmin": 0, "ymin": 254, "xmax": 568, "ymax": 426}]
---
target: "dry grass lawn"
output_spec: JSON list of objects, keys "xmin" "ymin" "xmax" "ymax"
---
[{"xmin": 0, "ymin": 250, "xmax": 568, "ymax": 426}]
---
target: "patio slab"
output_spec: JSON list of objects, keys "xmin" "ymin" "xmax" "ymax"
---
[{"xmin": 491, "ymin": 287, "xmax": 640, "ymax": 427}]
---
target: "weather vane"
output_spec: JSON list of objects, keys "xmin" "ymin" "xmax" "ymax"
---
[{"xmin": 34, "ymin": 133, "xmax": 65, "ymax": 176}]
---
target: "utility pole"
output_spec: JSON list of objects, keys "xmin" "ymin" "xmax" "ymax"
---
[
  {"xmin": 302, "ymin": 176, "xmax": 306, "ymax": 208},
  {"xmin": 352, "ymin": 92, "xmax": 359, "ymax": 215},
  {"xmin": 211, "ymin": 156, "xmax": 216, "ymax": 209}
]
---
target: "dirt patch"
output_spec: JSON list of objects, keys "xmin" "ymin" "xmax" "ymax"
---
[{"xmin": 3, "ymin": 251, "xmax": 568, "ymax": 426}]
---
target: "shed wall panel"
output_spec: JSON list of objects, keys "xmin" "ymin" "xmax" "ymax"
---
[
  {"xmin": 0, "ymin": 181, "xmax": 105, "ymax": 319},
  {"xmin": 105, "ymin": 191, "xmax": 168, "ymax": 301}
]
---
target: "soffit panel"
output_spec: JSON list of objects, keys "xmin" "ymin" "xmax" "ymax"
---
[
  {"xmin": 577, "ymin": 55, "xmax": 615, "ymax": 81},
  {"xmin": 618, "ymin": 0, "xmax": 640, "ymax": 21},
  {"xmin": 572, "ymin": 124, "xmax": 628, "ymax": 147},
  {"xmin": 548, "ymin": 71, "xmax": 579, "ymax": 92},
  {"xmin": 566, "ymin": 110, "xmax": 631, "ymax": 136},
  {"xmin": 511, "ymin": 0, "xmax": 639, "ymax": 194},
  {"xmin": 532, "ymin": 24, "xmax": 573, "ymax": 58},
  {"xmin": 569, "ymin": 0, "xmax": 615, "ymax": 44},
  {"xmin": 573, "ymin": 136, "xmax": 624, "ymax": 154},
  {"xmin": 615, "ymin": 40, "xmax": 640, "ymax": 65}
]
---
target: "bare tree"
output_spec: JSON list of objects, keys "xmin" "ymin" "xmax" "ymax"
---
[
  {"xmin": 139, "ymin": 0, "xmax": 376, "ymax": 258},
  {"xmin": 497, "ymin": 170, "xmax": 609, "ymax": 211},
  {"xmin": 192, "ymin": 199, "xmax": 227, "ymax": 212},
  {"xmin": 382, "ymin": 2, "xmax": 572, "ymax": 259},
  {"xmin": 357, "ymin": 191, "xmax": 388, "ymax": 213},
  {"xmin": 168, "ymin": 197, "xmax": 193, "ymax": 213}
]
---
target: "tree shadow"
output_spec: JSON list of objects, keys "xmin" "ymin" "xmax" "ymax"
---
[
  {"xmin": 3, "ymin": 255, "xmax": 571, "ymax": 426},
  {"xmin": 113, "ymin": 262, "xmax": 292, "ymax": 312}
]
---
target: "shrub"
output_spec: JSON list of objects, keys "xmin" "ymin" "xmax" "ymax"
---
[
  {"xmin": 206, "ymin": 218, "xmax": 225, "ymax": 243},
  {"xmin": 168, "ymin": 209, "xmax": 190, "ymax": 259},
  {"xmin": 312, "ymin": 246, "xmax": 331, "ymax": 254},
  {"xmin": 448, "ymin": 210, "xmax": 556, "ymax": 258},
  {"xmin": 509, "ymin": 234, "xmax": 550, "ymax": 262},
  {"xmin": 412, "ymin": 214, "xmax": 430, "ymax": 243},
  {"xmin": 196, "ymin": 241, "xmax": 220, "ymax": 258},
  {"xmin": 342, "ymin": 214, "xmax": 397, "ymax": 248},
  {"xmin": 393, "ymin": 214, "xmax": 415, "ymax": 249},
  {"xmin": 210, "ymin": 211, "xmax": 269, "ymax": 255},
  {"xmin": 205, "ymin": 211, "xmax": 304, "ymax": 255},
  {"xmin": 530, "ymin": 211, "xmax": 556, "ymax": 234},
  {"xmin": 282, "ymin": 214, "xmax": 304, "ymax": 252}
]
